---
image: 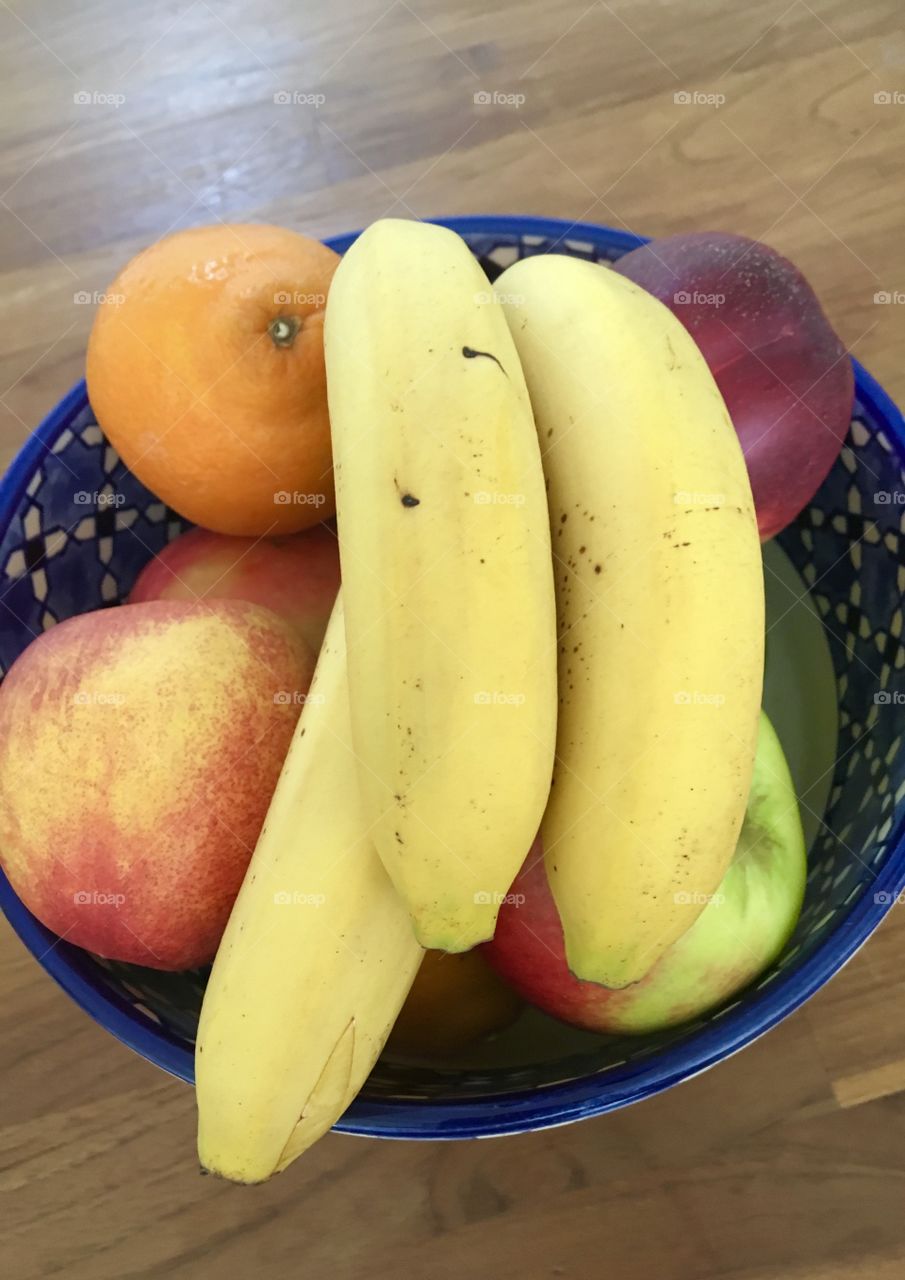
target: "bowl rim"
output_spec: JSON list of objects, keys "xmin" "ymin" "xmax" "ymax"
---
[{"xmin": 1, "ymin": 214, "xmax": 904, "ymax": 1140}]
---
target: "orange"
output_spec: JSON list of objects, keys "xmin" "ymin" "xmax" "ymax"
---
[
  {"xmin": 86, "ymin": 223, "xmax": 340, "ymax": 536},
  {"xmin": 387, "ymin": 949, "xmax": 523, "ymax": 1058}
]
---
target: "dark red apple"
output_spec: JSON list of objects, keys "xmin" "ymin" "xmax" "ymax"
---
[{"xmin": 613, "ymin": 232, "xmax": 854, "ymax": 541}]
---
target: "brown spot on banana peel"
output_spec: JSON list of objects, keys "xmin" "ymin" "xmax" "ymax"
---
[
  {"xmin": 392, "ymin": 474, "xmax": 420, "ymax": 508},
  {"xmin": 274, "ymin": 1019, "xmax": 356, "ymax": 1175},
  {"xmin": 462, "ymin": 345, "xmax": 507, "ymax": 375}
]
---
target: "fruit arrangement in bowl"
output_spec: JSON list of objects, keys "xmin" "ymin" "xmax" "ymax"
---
[{"xmin": 0, "ymin": 215, "xmax": 903, "ymax": 1178}]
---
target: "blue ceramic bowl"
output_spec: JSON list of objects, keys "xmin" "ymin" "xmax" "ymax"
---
[{"xmin": 1, "ymin": 216, "xmax": 904, "ymax": 1140}]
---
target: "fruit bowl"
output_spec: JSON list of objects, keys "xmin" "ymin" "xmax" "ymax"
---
[{"xmin": 2, "ymin": 215, "xmax": 904, "ymax": 1140}]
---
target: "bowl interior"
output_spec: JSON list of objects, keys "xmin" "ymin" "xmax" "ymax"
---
[{"xmin": 1, "ymin": 218, "xmax": 904, "ymax": 1138}]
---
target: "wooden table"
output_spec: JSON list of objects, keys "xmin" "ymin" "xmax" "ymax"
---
[{"xmin": 2, "ymin": 2, "xmax": 904, "ymax": 1276}]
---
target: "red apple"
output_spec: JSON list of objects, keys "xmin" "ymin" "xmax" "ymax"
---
[
  {"xmin": 0, "ymin": 600, "xmax": 313, "ymax": 970},
  {"xmin": 613, "ymin": 232, "xmax": 854, "ymax": 541},
  {"xmin": 484, "ymin": 712, "xmax": 805, "ymax": 1034},
  {"xmin": 130, "ymin": 524, "xmax": 340, "ymax": 658}
]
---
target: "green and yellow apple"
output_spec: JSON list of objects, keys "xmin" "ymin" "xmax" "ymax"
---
[{"xmin": 483, "ymin": 711, "xmax": 806, "ymax": 1034}]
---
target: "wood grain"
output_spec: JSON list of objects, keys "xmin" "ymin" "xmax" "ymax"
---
[{"xmin": 2, "ymin": 1, "xmax": 905, "ymax": 1276}]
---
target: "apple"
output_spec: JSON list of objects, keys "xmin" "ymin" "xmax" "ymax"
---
[
  {"xmin": 483, "ymin": 711, "xmax": 806, "ymax": 1034},
  {"xmin": 129, "ymin": 524, "xmax": 340, "ymax": 658},
  {"xmin": 612, "ymin": 232, "xmax": 854, "ymax": 541},
  {"xmin": 0, "ymin": 600, "xmax": 314, "ymax": 970}
]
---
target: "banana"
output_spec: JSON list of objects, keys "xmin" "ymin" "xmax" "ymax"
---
[
  {"xmin": 497, "ymin": 254, "xmax": 764, "ymax": 989},
  {"xmin": 324, "ymin": 219, "xmax": 557, "ymax": 951},
  {"xmin": 195, "ymin": 594, "xmax": 423, "ymax": 1183}
]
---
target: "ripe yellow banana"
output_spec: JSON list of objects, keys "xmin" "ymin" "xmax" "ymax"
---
[
  {"xmin": 195, "ymin": 594, "xmax": 423, "ymax": 1183},
  {"xmin": 497, "ymin": 254, "xmax": 764, "ymax": 989},
  {"xmin": 324, "ymin": 219, "xmax": 557, "ymax": 951}
]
